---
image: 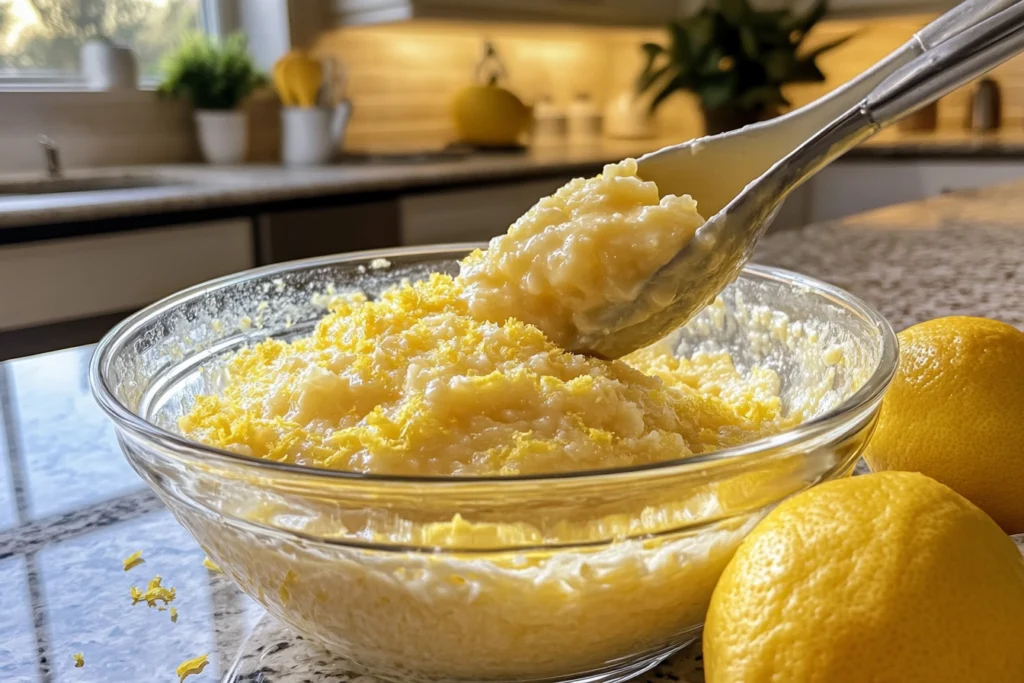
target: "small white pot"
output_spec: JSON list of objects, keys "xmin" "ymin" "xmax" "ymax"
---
[{"xmin": 194, "ymin": 109, "xmax": 248, "ymax": 165}]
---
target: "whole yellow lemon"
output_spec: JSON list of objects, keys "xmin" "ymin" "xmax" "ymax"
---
[
  {"xmin": 863, "ymin": 316, "xmax": 1024, "ymax": 533},
  {"xmin": 451, "ymin": 84, "xmax": 530, "ymax": 147},
  {"xmin": 704, "ymin": 471, "xmax": 1024, "ymax": 683}
]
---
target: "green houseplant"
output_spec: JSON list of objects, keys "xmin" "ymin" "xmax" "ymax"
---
[
  {"xmin": 158, "ymin": 33, "xmax": 266, "ymax": 164},
  {"xmin": 638, "ymin": 0, "xmax": 852, "ymax": 135}
]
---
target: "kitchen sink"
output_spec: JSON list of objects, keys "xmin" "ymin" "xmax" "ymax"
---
[{"xmin": 0, "ymin": 175, "xmax": 192, "ymax": 197}]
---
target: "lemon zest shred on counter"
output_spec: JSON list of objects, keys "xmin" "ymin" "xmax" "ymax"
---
[
  {"xmin": 176, "ymin": 654, "xmax": 209, "ymax": 682},
  {"xmin": 130, "ymin": 575, "xmax": 176, "ymax": 607},
  {"xmin": 170, "ymin": 606, "xmax": 178, "ymax": 623},
  {"xmin": 72, "ymin": 653, "xmax": 84, "ymax": 668},
  {"xmin": 202, "ymin": 556, "xmax": 222, "ymax": 573},
  {"xmin": 122, "ymin": 550, "xmax": 145, "ymax": 571}
]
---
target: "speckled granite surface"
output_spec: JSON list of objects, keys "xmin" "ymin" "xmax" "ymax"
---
[{"xmin": 2, "ymin": 184, "xmax": 1024, "ymax": 682}]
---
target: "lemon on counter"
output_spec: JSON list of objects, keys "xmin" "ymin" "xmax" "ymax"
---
[
  {"xmin": 863, "ymin": 316, "xmax": 1024, "ymax": 533},
  {"xmin": 451, "ymin": 40, "xmax": 530, "ymax": 147},
  {"xmin": 704, "ymin": 471, "xmax": 1024, "ymax": 683},
  {"xmin": 452, "ymin": 83, "xmax": 530, "ymax": 147}
]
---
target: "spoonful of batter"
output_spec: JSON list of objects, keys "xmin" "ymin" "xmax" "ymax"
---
[{"xmin": 461, "ymin": 0, "xmax": 1024, "ymax": 359}]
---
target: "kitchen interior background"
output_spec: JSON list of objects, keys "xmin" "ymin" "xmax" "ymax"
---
[
  {"xmin": 1, "ymin": 6, "xmax": 1020, "ymax": 170},
  {"xmin": 316, "ymin": 14, "xmax": 982, "ymax": 151},
  {"xmin": 3, "ymin": 0, "xmax": 1023, "ymax": 362}
]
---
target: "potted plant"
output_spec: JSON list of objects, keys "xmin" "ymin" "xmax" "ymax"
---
[
  {"xmin": 158, "ymin": 33, "xmax": 267, "ymax": 164},
  {"xmin": 637, "ymin": 0, "xmax": 852, "ymax": 135}
]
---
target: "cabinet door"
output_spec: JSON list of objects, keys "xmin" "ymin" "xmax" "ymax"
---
[
  {"xmin": 0, "ymin": 219, "xmax": 254, "ymax": 332},
  {"xmin": 399, "ymin": 177, "xmax": 571, "ymax": 246},
  {"xmin": 257, "ymin": 200, "xmax": 401, "ymax": 264}
]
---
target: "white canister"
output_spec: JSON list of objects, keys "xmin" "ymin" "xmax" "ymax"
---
[
  {"xmin": 567, "ymin": 93, "xmax": 602, "ymax": 142},
  {"xmin": 195, "ymin": 110, "xmax": 249, "ymax": 165},
  {"xmin": 80, "ymin": 37, "xmax": 138, "ymax": 91},
  {"xmin": 532, "ymin": 97, "xmax": 567, "ymax": 144},
  {"xmin": 281, "ymin": 105, "xmax": 350, "ymax": 166}
]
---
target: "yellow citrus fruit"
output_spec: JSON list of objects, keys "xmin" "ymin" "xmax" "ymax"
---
[
  {"xmin": 704, "ymin": 471, "xmax": 1024, "ymax": 683},
  {"xmin": 863, "ymin": 316, "xmax": 1024, "ymax": 533},
  {"xmin": 451, "ymin": 84, "xmax": 530, "ymax": 147}
]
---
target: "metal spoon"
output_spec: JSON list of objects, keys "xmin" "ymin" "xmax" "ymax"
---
[{"xmin": 571, "ymin": 0, "xmax": 1024, "ymax": 359}]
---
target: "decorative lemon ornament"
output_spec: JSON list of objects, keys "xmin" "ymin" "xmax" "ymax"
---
[
  {"xmin": 704, "ymin": 471, "xmax": 1024, "ymax": 683},
  {"xmin": 864, "ymin": 316, "xmax": 1024, "ymax": 533},
  {"xmin": 451, "ymin": 41, "xmax": 530, "ymax": 147}
]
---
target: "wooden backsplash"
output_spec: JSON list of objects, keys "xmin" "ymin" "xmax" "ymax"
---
[{"xmin": 312, "ymin": 13, "xmax": 1024, "ymax": 150}]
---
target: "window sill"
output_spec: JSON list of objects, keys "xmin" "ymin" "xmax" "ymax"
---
[{"xmin": 0, "ymin": 89, "xmax": 166, "ymax": 107}]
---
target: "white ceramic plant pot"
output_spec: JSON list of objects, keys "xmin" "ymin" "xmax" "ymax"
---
[{"xmin": 194, "ymin": 109, "xmax": 248, "ymax": 165}]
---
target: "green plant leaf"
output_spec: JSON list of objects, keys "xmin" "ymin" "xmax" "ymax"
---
[
  {"xmin": 788, "ymin": 58, "xmax": 827, "ymax": 83},
  {"xmin": 668, "ymin": 21, "xmax": 691, "ymax": 65},
  {"xmin": 638, "ymin": 41, "xmax": 668, "ymax": 90},
  {"xmin": 763, "ymin": 49, "xmax": 796, "ymax": 82},
  {"xmin": 739, "ymin": 25, "xmax": 760, "ymax": 58},
  {"xmin": 786, "ymin": 0, "xmax": 828, "ymax": 35},
  {"xmin": 684, "ymin": 13, "xmax": 715, "ymax": 60},
  {"xmin": 637, "ymin": 63, "xmax": 675, "ymax": 95},
  {"xmin": 158, "ymin": 31, "xmax": 265, "ymax": 110},
  {"xmin": 698, "ymin": 46, "xmax": 726, "ymax": 77},
  {"xmin": 699, "ymin": 71, "xmax": 740, "ymax": 110},
  {"xmin": 641, "ymin": 41, "xmax": 665, "ymax": 65},
  {"xmin": 801, "ymin": 33, "xmax": 855, "ymax": 60},
  {"xmin": 737, "ymin": 85, "xmax": 789, "ymax": 109},
  {"xmin": 641, "ymin": 0, "xmax": 849, "ymax": 114},
  {"xmin": 648, "ymin": 72, "xmax": 690, "ymax": 114},
  {"xmin": 751, "ymin": 9, "xmax": 789, "ymax": 27},
  {"xmin": 718, "ymin": 0, "xmax": 752, "ymax": 25}
]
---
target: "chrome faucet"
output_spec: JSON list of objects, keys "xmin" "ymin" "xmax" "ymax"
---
[{"xmin": 39, "ymin": 135, "xmax": 61, "ymax": 178}]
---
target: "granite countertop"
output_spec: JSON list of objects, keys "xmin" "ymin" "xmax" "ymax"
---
[
  {"xmin": 3, "ymin": 129, "xmax": 1024, "ymax": 231},
  {"xmin": 3, "ymin": 184, "xmax": 1024, "ymax": 682},
  {"xmin": 853, "ymin": 128, "xmax": 1024, "ymax": 159}
]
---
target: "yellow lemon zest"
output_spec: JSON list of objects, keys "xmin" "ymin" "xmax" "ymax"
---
[
  {"xmin": 122, "ymin": 550, "xmax": 145, "ymax": 571},
  {"xmin": 130, "ymin": 575, "xmax": 176, "ymax": 608},
  {"xmin": 176, "ymin": 654, "xmax": 209, "ymax": 682}
]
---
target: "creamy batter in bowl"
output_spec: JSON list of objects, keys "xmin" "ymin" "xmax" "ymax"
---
[{"xmin": 91, "ymin": 246, "xmax": 896, "ymax": 683}]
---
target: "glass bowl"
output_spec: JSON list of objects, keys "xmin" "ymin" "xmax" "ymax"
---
[{"xmin": 91, "ymin": 245, "xmax": 897, "ymax": 683}]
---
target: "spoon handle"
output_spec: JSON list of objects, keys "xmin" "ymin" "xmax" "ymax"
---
[
  {"xmin": 743, "ymin": 1, "xmax": 1024, "ymax": 222},
  {"xmin": 868, "ymin": 2, "xmax": 1024, "ymax": 127},
  {"xmin": 915, "ymin": 0, "xmax": 1020, "ymax": 50}
]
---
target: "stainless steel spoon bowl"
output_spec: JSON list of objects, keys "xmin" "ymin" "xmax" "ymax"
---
[{"xmin": 569, "ymin": 0, "xmax": 1024, "ymax": 359}]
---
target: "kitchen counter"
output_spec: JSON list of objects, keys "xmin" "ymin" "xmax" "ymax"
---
[
  {"xmin": 0, "ymin": 140, "xmax": 658, "ymax": 231},
  {"xmin": 3, "ymin": 183, "xmax": 1024, "ymax": 682},
  {"xmin": 852, "ymin": 128, "xmax": 1024, "ymax": 159},
  {"xmin": 4, "ymin": 129, "xmax": 1024, "ymax": 233}
]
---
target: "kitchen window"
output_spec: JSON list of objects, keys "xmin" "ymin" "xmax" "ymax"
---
[{"xmin": 0, "ymin": 0, "xmax": 221, "ymax": 88}]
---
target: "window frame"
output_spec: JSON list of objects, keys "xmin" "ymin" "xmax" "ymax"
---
[{"xmin": 0, "ymin": 0, "xmax": 237, "ymax": 91}]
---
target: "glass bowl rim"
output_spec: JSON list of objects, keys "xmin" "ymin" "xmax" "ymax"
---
[{"xmin": 90, "ymin": 243, "xmax": 898, "ymax": 486}]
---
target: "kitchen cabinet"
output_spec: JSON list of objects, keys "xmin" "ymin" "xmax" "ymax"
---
[
  {"xmin": 0, "ymin": 219, "xmax": 254, "ymax": 333},
  {"xmin": 329, "ymin": 0, "xmax": 681, "ymax": 26},
  {"xmin": 400, "ymin": 177, "xmax": 570, "ymax": 246},
  {"xmin": 257, "ymin": 201, "xmax": 401, "ymax": 264},
  {"xmin": 807, "ymin": 160, "xmax": 1024, "ymax": 224}
]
